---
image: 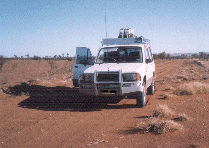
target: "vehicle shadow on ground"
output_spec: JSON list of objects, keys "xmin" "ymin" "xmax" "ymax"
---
[{"xmin": 3, "ymin": 83, "xmax": 138, "ymax": 112}]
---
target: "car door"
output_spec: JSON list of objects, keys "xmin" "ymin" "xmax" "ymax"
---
[
  {"xmin": 148, "ymin": 48, "xmax": 155, "ymax": 79},
  {"xmin": 72, "ymin": 47, "xmax": 94, "ymax": 87},
  {"xmin": 145, "ymin": 47, "xmax": 153, "ymax": 88}
]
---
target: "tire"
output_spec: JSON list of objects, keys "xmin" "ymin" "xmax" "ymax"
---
[
  {"xmin": 148, "ymin": 79, "xmax": 155, "ymax": 95},
  {"xmin": 136, "ymin": 87, "xmax": 146, "ymax": 108},
  {"xmin": 73, "ymin": 79, "xmax": 79, "ymax": 87}
]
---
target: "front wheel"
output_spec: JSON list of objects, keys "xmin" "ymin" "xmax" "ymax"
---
[{"xmin": 136, "ymin": 87, "xmax": 146, "ymax": 108}]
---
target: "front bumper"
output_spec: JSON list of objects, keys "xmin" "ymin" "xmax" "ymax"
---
[
  {"xmin": 79, "ymin": 82, "xmax": 144, "ymax": 97},
  {"xmin": 79, "ymin": 70, "xmax": 144, "ymax": 97}
]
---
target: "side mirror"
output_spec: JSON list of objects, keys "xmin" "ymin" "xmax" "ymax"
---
[{"xmin": 146, "ymin": 59, "xmax": 152, "ymax": 63}]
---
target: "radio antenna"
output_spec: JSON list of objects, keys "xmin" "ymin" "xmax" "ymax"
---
[{"xmin": 105, "ymin": 12, "xmax": 107, "ymax": 39}]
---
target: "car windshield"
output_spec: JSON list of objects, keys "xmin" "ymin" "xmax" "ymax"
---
[{"xmin": 96, "ymin": 47, "xmax": 142, "ymax": 63}]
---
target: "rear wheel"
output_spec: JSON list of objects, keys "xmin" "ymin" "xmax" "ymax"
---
[
  {"xmin": 73, "ymin": 79, "xmax": 79, "ymax": 87},
  {"xmin": 148, "ymin": 79, "xmax": 155, "ymax": 95},
  {"xmin": 136, "ymin": 87, "xmax": 146, "ymax": 108}
]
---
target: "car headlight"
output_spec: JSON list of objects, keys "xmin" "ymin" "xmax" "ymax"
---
[
  {"xmin": 79, "ymin": 74, "xmax": 94, "ymax": 83},
  {"xmin": 122, "ymin": 73, "xmax": 141, "ymax": 82}
]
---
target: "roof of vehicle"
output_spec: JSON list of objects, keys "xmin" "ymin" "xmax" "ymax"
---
[{"xmin": 100, "ymin": 44, "xmax": 145, "ymax": 49}]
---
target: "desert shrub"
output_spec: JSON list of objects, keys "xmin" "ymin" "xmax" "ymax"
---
[
  {"xmin": 67, "ymin": 57, "xmax": 74, "ymax": 61},
  {"xmin": 173, "ymin": 113, "xmax": 189, "ymax": 121},
  {"xmin": 158, "ymin": 52, "xmax": 166, "ymax": 59},
  {"xmin": 174, "ymin": 82, "xmax": 209, "ymax": 95},
  {"xmin": 163, "ymin": 76, "xmax": 171, "ymax": 82},
  {"xmin": 148, "ymin": 118, "xmax": 183, "ymax": 134},
  {"xmin": 174, "ymin": 86, "xmax": 193, "ymax": 95},
  {"xmin": 153, "ymin": 54, "xmax": 158, "ymax": 59},
  {"xmin": 164, "ymin": 86, "xmax": 174, "ymax": 91},
  {"xmin": 177, "ymin": 75, "xmax": 188, "ymax": 80},
  {"xmin": 160, "ymin": 94, "xmax": 170, "ymax": 100},
  {"xmin": 199, "ymin": 52, "xmax": 209, "ymax": 60},
  {"xmin": 33, "ymin": 56, "xmax": 41, "ymax": 60},
  {"xmin": 130, "ymin": 104, "xmax": 189, "ymax": 135},
  {"xmin": 48, "ymin": 60, "xmax": 57, "ymax": 69},
  {"xmin": 153, "ymin": 104, "xmax": 175, "ymax": 117}
]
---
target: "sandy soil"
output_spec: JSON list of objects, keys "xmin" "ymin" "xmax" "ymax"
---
[{"xmin": 0, "ymin": 59, "xmax": 208, "ymax": 147}]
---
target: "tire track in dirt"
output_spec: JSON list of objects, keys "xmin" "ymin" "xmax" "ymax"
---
[{"xmin": 155, "ymin": 59, "xmax": 186, "ymax": 80}]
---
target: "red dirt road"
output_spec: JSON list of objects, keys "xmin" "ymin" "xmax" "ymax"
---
[{"xmin": 0, "ymin": 59, "xmax": 209, "ymax": 147}]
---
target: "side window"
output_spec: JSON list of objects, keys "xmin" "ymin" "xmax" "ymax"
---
[
  {"xmin": 148, "ymin": 48, "xmax": 153, "ymax": 61},
  {"xmin": 145, "ymin": 48, "xmax": 149, "ymax": 60},
  {"xmin": 87, "ymin": 49, "xmax": 94, "ymax": 65}
]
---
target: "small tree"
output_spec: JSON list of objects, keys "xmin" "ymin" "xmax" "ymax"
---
[
  {"xmin": 158, "ymin": 52, "xmax": 166, "ymax": 59},
  {"xmin": 192, "ymin": 54, "xmax": 198, "ymax": 59},
  {"xmin": 14, "ymin": 55, "xmax": 18, "ymax": 59},
  {"xmin": 25, "ymin": 54, "xmax": 30, "ymax": 58},
  {"xmin": 181, "ymin": 54, "xmax": 187, "ymax": 59},
  {"xmin": 58, "ymin": 55, "xmax": 62, "ymax": 60},
  {"xmin": 33, "ymin": 55, "xmax": 41, "ymax": 60},
  {"xmin": 166, "ymin": 54, "xmax": 171, "ymax": 59},
  {"xmin": 153, "ymin": 54, "xmax": 158, "ymax": 59},
  {"xmin": 0, "ymin": 55, "xmax": 5, "ymax": 70},
  {"xmin": 199, "ymin": 52, "xmax": 208, "ymax": 60}
]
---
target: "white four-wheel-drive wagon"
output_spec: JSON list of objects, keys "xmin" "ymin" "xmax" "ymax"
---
[{"xmin": 73, "ymin": 28, "xmax": 155, "ymax": 107}]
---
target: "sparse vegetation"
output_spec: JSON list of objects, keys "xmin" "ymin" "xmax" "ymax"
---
[
  {"xmin": 164, "ymin": 86, "xmax": 174, "ymax": 91},
  {"xmin": 173, "ymin": 113, "xmax": 189, "ymax": 121},
  {"xmin": 33, "ymin": 55, "xmax": 41, "ymax": 60},
  {"xmin": 174, "ymin": 82, "xmax": 209, "ymax": 95},
  {"xmin": 160, "ymin": 94, "xmax": 170, "ymax": 100},
  {"xmin": 177, "ymin": 59, "xmax": 208, "ymax": 81},
  {"xmin": 199, "ymin": 52, "xmax": 209, "ymax": 60},
  {"xmin": 153, "ymin": 104, "xmax": 175, "ymax": 117},
  {"xmin": 128, "ymin": 104, "xmax": 189, "ymax": 135},
  {"xmin": 177, "ymin": 75, "xmax": 188, "ymax": 80},
  {"xmin": 163, "ymin": 76, "xmax": 171, "ymax": 82},
  {"xmin": 158, "ymin": 51, "xmax": 166, "ymax": 59},
  {"xmin": 148, "ymin": 118, "xmax": 183, "ymax": 134},
  {"xmin": 0, "ymin": 54, "xmax": 75, "ymax": 61},
  {"xmin": 48, "ymin": 60, "xmax": 57, "ymax": 70},
  {"xmin": 0, "ymin": 55, "xmax": 6, "ymax": 70}
]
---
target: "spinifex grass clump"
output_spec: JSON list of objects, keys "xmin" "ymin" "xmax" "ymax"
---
[
  {"xmin": 153, "ymin": 104, "xmax": 175, "ymax": 118},
  {"xmin": 173, "ymin": 113, "xmax": 189, "ymax": 121},
  {"xmin": 174, "ymin": 82, "xmax": 209, "ymax": 95},
  {"xmin": 131, "ymin": 104, "xmax": 189, "ymax": 135},
  {"xmin": 164, "ymin": 86, "xmax": 174, "ymax": 91},
  {"xmin": 160, "ymin": 94, "xmax": 170, "ymax": 100},
  {"xmin": 148, "ymin": 118, "xmax": 183, "ymax": 134}
]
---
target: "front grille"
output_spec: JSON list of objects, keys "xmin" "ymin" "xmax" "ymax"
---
[
  {"xmin": 97, "ymin": 83, "xmax": 119, "ymax": 89},
  {"xmin": 97, "ymin": 83, "xmax": 120, "ymax": 95},
  {"xmin": 97, "ymin": 72, "xmax": 119, "ymax": 82}
]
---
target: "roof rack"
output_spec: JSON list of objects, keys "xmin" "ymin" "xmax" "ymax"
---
[{"xmin": 101, "ymin": 36, "xmax": 150, "ymax": 46}]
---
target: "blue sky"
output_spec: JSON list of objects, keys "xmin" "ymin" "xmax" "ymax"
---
[{"xmin": 1, "ymin": 0, "xmax": 209, "ymax": 57}]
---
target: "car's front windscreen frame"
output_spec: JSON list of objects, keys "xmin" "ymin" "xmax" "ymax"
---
[{"xmin": 96, "ymin": 46, "xmax": 143, "ymax": 64}]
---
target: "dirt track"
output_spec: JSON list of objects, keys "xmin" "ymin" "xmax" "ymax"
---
[{"xmin": 0, "ymin": 59, "xmax": 209, "ymax": 147}]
